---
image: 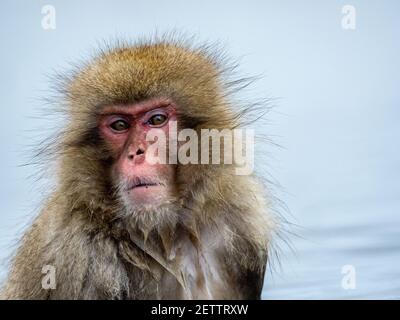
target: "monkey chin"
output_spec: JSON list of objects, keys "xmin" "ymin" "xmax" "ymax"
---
[{"xmin": 118, "ymin": 187, "xmax": 179, "ymax": 233}]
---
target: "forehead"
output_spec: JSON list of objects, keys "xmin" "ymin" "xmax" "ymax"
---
[{"xmin": 99, "ymin": 97, "xmax": 176, "ymax": 116}]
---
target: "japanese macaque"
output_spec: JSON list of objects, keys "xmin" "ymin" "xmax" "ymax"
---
[{"xmin": 1, "ymin": 38, "xmax": 275, "ymax": 300}]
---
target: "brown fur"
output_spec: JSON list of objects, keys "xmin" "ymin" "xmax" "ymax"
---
[{"xmin": 1, "ymin": 38, "xmax": 274, "ymax": 300}]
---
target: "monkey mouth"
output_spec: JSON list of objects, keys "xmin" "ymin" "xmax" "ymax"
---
[
  {"xmin": 130, "ymin": 183, "xmax": 159, "ymax": 189},
  {"xmin": 125, "ymin": 178, "xmax": 162, "ymax": 191}
]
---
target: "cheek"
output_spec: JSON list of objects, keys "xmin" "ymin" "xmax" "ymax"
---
[
  {"xmin": 100, "ymin": 131, "xmax": 128, "ymax": 157},
  {"xmin": 156, "ymin": 163, "xmax": 176, "ymax": 182}
]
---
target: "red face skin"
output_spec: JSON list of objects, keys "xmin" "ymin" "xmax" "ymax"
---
[{"xmin": 98, "ymin": 98, "xmax": 177, "ymax": 206}]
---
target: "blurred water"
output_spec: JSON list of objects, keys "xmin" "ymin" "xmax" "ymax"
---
[
  {"xmin": 1, "ymin": 0, "xmax": 399, "ymax": 299},
  {"xmin": 262, "ymin": 200, "xmax": 400, "ymax": 299}
]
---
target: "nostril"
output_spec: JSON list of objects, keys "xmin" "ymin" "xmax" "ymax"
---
[{"xmin": 127, "ymin": 148, "xmax": 144, "ymax": 160}]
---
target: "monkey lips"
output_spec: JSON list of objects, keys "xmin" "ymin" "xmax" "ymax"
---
[{"xmin": 120, "ymin": 176, "xmax": 172, "ymax": 206}]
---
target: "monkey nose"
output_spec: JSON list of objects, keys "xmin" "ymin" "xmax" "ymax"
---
[{"xmin": 128, "ymin": 148, "xmax": 145, "ymax": 160}]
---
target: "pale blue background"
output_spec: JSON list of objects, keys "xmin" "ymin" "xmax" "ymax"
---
[{"xmin": 0, "ymin": 0, "xmax": 399, "ymax": 299}]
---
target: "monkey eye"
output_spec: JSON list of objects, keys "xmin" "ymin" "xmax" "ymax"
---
[
  {"xmin": 147, "ymin": 114, "xmax": 167, "ymax": 127},
  {"xmin": 110, "ymin": 119, "xmax": 130, "ymax": 131}
]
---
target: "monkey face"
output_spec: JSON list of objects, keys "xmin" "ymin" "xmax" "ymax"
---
[{"xmin": 98, "ymin": 97, "xmax": 178, "ymax": 213}]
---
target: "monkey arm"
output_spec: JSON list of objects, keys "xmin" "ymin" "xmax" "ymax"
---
[
  {"xmin": 0, "ymin": 209, "xmax": 53, "ymax": 299},
  {"xmin": 1, "ymin": 196, "xmax": 97, "ymax": 300},
  {"xmin": 239, "ymin": 250, "xmax": 268, "ymax": 299},
  {"xmin": 1, "ymin": 202, "xmax": 130, "ymax": 300},
  {"xmin": 224, "ymin": 233, "xmax": 268, "ymax": 300},
  {"xmin": 218, "ymin": 175, "xmax": 271, "ymax": 300}
]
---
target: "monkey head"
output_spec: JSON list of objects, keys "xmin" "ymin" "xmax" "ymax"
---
[{"xmin": 59, "ymin": 42, "xmax": 238, "ymax": 232}]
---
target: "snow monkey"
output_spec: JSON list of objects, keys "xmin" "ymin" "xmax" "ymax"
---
[{"xmin": 1, "ymin": 38, "xmax": 275, "ymax": 299}]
